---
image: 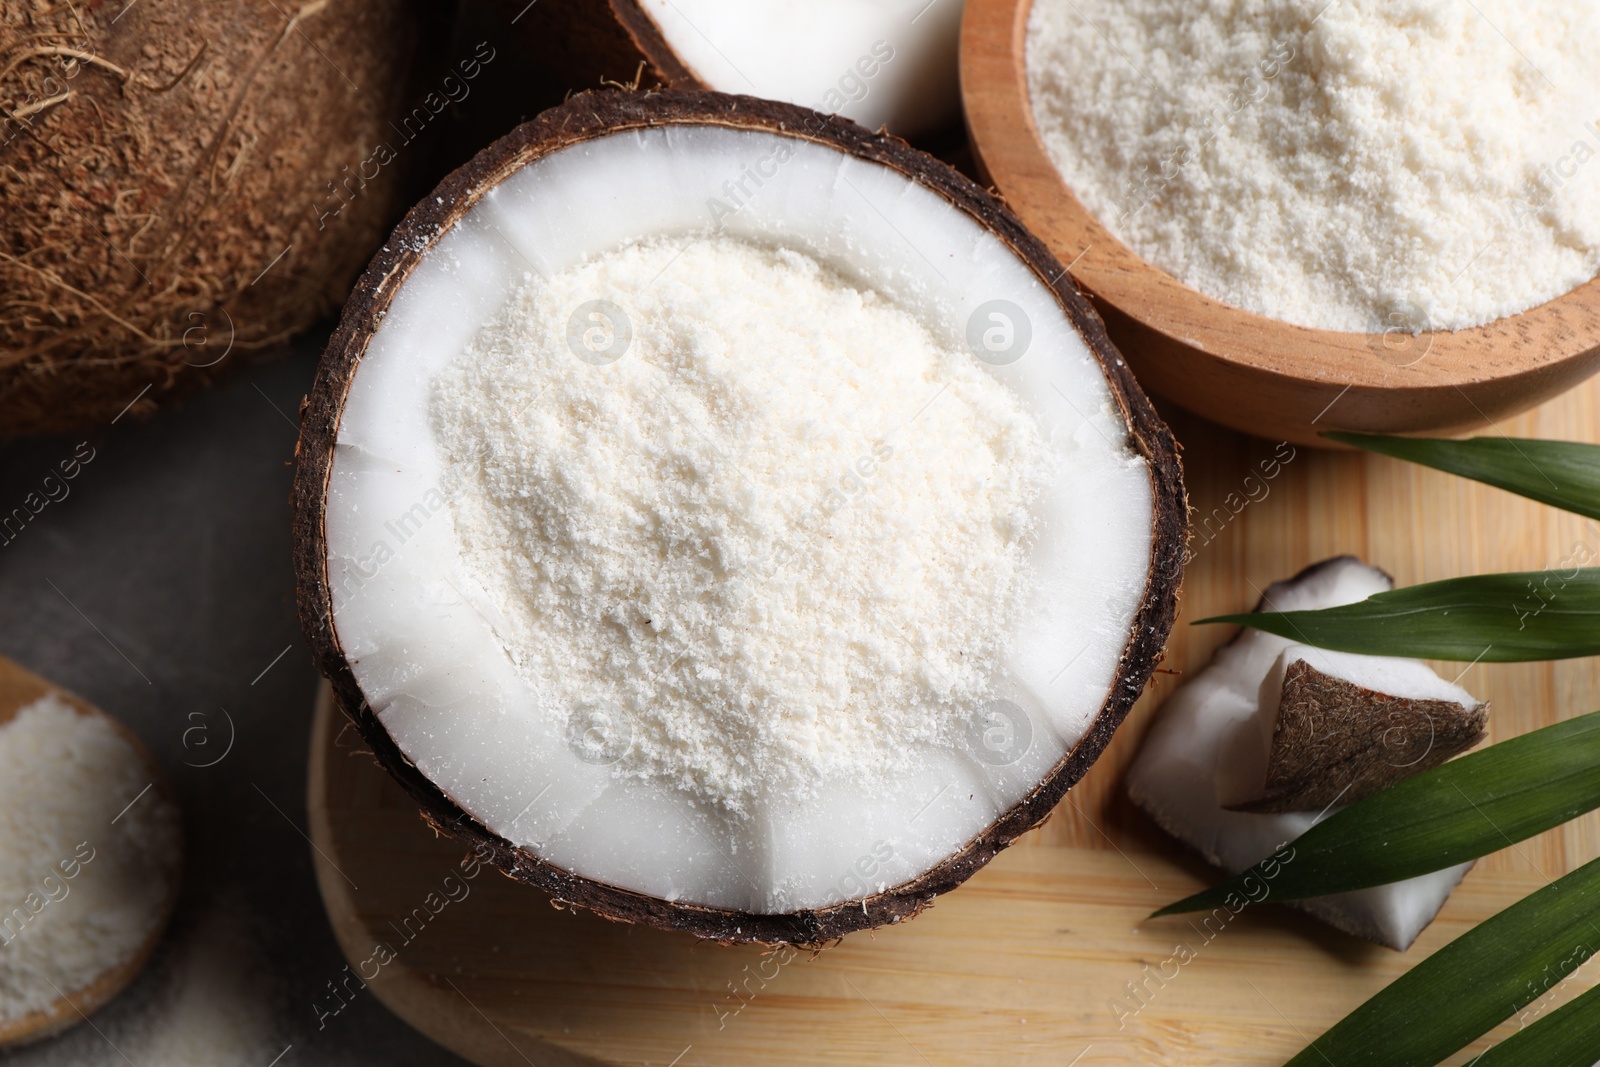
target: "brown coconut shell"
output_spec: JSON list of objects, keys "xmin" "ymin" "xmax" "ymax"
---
[
  {"xmin": 0, "ymin": 0, "xmax": 420, "ymax": 439},
  {"xmin": 437, "ymin": 1, "xmax": 972, "ymax": 176},
  {"xmin": 1227, "ymin": 658, "xmax": 1489, "ymax": 814},
  {"xmin": 470, "ymin": 0, "xmax": 698, "ymax": 100},
  {"xmin": 429, "ymin": 0, "xmax": 704, "ymax": 178},
  {"xmin": 292, "ymin": 89, "xmax": 1188, "ymax": 945}
]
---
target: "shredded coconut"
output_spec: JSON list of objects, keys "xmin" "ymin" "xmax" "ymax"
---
[
  {"xmin": 0, "ymin": 694, "xmax": 181, "ymax": 1025},
  {"xmin": 432, "ymin": 234, "xmax": 1050, "ymax": 813},
  {"xmin": 1026, "ymin": 0, "xmax": 1600, "ymax": 332}
]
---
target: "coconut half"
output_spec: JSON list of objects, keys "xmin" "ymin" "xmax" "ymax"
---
[
  {"xmin": 484, "ymin": 0, "xmax": 962, "ymax": 140},
  {"xmin": 293, "ymin": 91, "xmax": 1184, "ymax": 944},
  {"xmin": 1129, "ymin": 557, "xmax": 1484, "ymax": 950}
]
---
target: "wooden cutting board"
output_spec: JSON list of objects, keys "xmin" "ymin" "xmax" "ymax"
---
[{"xmin": 306, "ymin": 384, "xmax": 1600, "ymax": 1066}]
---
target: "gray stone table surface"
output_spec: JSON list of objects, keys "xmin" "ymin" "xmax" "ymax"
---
[{"xmin": 0, "ymin": 335, "xmax": 476, "ymax": 1066}]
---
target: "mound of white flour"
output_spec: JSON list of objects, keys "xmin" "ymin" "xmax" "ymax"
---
[
  {"xmin": 1027, "ymin": 0, "xmax": 1600, "ymax": 332},
  {"xmin": 432, "ymin": 234, "xmax": 1050, "ymax": 813}
]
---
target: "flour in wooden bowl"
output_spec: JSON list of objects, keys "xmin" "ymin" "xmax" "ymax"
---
[
  {"xmin": 1027, "ymin": 0, "xmax": 1600, "ymax": 332},
  {"xmin": 0, "ymin": 695, "xmax": 181, "ymax": 1028}
]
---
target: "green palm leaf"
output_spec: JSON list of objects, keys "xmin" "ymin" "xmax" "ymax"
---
[
  {"xmin": 1284, "ymin": 856, "xmax": 1600, "ymax": 1067},
  {"xmin": 1153, "ymin": 711, "xmax": 1600, "ymax": 917},
  {"xmin": 1199, "ymin": 571, "xmax": 1600, "ymax": 661},
  {"xmin": 1468, "ymin": 982, "xmax": 1600, "ymax": 1067},
  {"xmin": 1219, "ymin": 432, "xmax": 1600, "ymax": 1067},
  {"xmin": 1326, "ymin": 432, "xmax": 1600, "ymax": 521}
]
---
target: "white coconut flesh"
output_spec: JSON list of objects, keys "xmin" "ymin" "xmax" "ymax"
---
[
  {"xmin": 1215, "ymin": 642, "xmax": 1485, "ymax": 809},
  {"xmin": 635, "ymin": 0, "xmax": 962, "ymax": 139},
  {"xmin": 1128, "ymin": 557, "xmax": 1476, "ymax": 950},
  {"xmin": 325, "ymin": 123, "xmax": 1154, "ymax": 914}
]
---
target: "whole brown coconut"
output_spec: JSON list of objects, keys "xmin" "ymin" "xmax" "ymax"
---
[
  {"xmin": 0, "ymin": 0, "xmax": 419, "ymax": 438},
  {"xmin": 294, "ymin": 90, "xmax": 1186, "ymax": 945}
]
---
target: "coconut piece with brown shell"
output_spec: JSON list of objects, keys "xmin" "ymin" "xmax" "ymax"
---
[
  {"xmin": 1128, "ymin": 556, "xmax": 1488, "ymax": 950},
  {"xmin": 0, "ymin": 0, "xmax": 419, "ymax": 438},
  {"xmin": 292, "ymin": 89, "xmax": 1185, "ymax": 946},
  {"xmin": 1218, "ymin": 645, "xmax": 1489, "ymax": 814}
]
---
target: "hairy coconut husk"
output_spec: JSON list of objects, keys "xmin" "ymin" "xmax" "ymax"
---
[
  {"xmin": 293, "ymin": 90, "xmax": 1188, "ymax": 945},
  {"xmin": 0, "ymin": 0, "xmax": 420, "ymax": 438}
]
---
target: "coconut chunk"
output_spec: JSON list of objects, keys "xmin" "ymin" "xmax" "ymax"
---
[
  {"xmin": 1217, "ymin": 644, "xmax": 1488, "ymax": 814},
  {"xmin": 1128, "ymin": 556, "xmax": 1483, "ymax": 950}
]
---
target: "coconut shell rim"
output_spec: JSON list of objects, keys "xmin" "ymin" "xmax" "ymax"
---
[
  {"xmin": 604, "ymin": 0, "xmax": 704, "ymax": 87},
  {"xmin": 291, "ymin": 88, "xmax": 1187, "ymax": 946}
]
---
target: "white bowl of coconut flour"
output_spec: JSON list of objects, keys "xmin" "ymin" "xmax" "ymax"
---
[
  {"xmin": 960, "ymin": 0, "xmax": 1600, "ymax": 442},
  {"xmin": 295, "ymin": 93, "xmax": 1184, "ymax": 944}
]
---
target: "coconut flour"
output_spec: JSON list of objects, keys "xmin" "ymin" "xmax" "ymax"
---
[
  {"xmin": 1026, "ymin": 0, "xmax": 1600, "ymax": 332},
  {"xmin": 432, "ymin": 234, "xmax": 1050, "ymax": 813},
  {"xmin": 6, "ymin": 897, "xmax": 285, "ymax": 1067},
  {"xmin": 0, "ymin": 694, "xmax": 181, "ymax": 1024}
]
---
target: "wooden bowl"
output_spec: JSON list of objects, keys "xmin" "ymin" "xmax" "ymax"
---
[
  {"xmin": 960, "ymin": 0, "xmax": 1600, "ymax": 446},
  {"xmin": 0, "ymin": 658, "xmax": 181, "ymax": 1048}
]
